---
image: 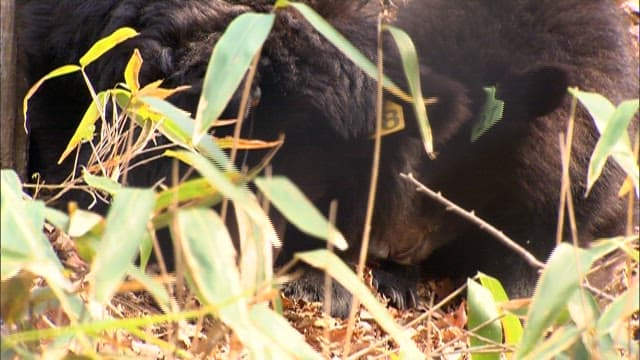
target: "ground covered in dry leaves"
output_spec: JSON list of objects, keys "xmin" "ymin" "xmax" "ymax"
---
[{"xmin": 40, "ymin": 218, "xmax": 638, "ymax": 359}]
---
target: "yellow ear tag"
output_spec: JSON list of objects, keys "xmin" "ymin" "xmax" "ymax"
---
[{"xmin": 371, "ymin": 100, "xmax": 405, "ymax": 138}]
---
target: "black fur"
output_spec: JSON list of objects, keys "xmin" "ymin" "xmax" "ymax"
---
[
  {"xmin": 21, "ymin": 0, "xmax": 638, "ymax": 317},
  {"xmin": 20, "ymin": 0, "xmax": 456, "ymax": 316},
  {"xmin": 392, "ymin": 0, "xmax": 638, "ymax": 298}
]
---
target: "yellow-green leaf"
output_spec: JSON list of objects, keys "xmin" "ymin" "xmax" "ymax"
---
[
  {"xmin": 288, "ymin": 2, "xmax": 400, "ymax": 94},
  {"xmin": 57, "ymin": 91, "xmax": 109, "ymax": 164},
  {"xmin": 385, "ymin": 25, "xmax": 435, "ymax": 157},
  {"xmin": 124, "ymin": 48, "xmax": 143, "ymax": 92},
  {"xmin": 90, "ymin": 188, "xmax": 155, "ymax": 304},
  {"xmin": 83, "ymin": 171, "xmax": 123, "ymax": 195},
  {"xmin": 287, "ymin": 2, "xmax": 419, "ymax": 105},
  {"xmin": 569, "ymin": 88, "xmax": 639, "ymax": 195},
  {"xmin": 79, "ymin": 27, "xmax": 138, "ymax": 67},
  {"xmin": 586, "ymin": 99, "xmax": 639, "ymax": 195},
  {"xmin": 516, "ymin": 244, "xmax": 597, "ymax": 358},
  {"xmin": 194, "ymin": 13, "xmax": 274, "ymax": 141},
  {"xmin": 471, "ymin": 87, "xmax": 505, "ymax": 142},
  {"xmin": 166, "ymin": 150, "xmax": 279, "ymax": 249},
  {"xmin": 254, "ymin": 176, "xmax": 347, "ymax": 250},
  {"xmin": 155, "ymin": 177, "xmax": 221, "ymax": 212},
  {"xmin": 136, "ymin": 80, "xmax": 189, "ymax": 100},
  {"xmin": 142, "ymin": 97, "xmax": 231, "ymax": 169},
  {"xmin": 477, "ymin": 273, "xmax": 523, "ymax": 352},
  {"xmin": 467, "ymin": 279, "xmax": 503, "ymax": 360}
]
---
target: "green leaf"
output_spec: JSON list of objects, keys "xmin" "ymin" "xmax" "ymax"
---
[
  {"xmin": 155, "ymin": 177, "xmax": 221, "ymax": 212},
  {"xmin": 598, "ymin": 286, "xmax": 640, "ymax": 359},
  {"xmin": 43, "ymin": 207, "xmax": 70, "ymax": 230},
  {"xmin": 166, "ymin": 150, "xmax": 278, "ymax": 249},
  {"xmin": 79, "ymin": 27, "xmax": 138, "ymax": 67},
  {"xmin": 567, "ymin": 291, "xmax": 619, "ymax": 359},
  {"xmin": 385, "ymin": 25, "xmax": 435, "ymax": 157},
  {"xmin": 142, "ymin": 97, "xmax": 231, "ymax": 170},
  {"xmin": 471, "ymin": 87, "xmax": 505, "ymax": 142},
  {"xmin": 516, "ymin": 243, "xmax": 597, "ymax": 358},
  {"xmin": 287, "ymin": 3, "xmax": 401, "ymax": 93},
  {"xmin": 67, "ymin": 209, "xmax": 103, "ymax": 238},
  {"xmin": 83, "ymin": 171, "xmax": 123, "ymax": 195},
  {"xmin": 254, "ymin": 176, "xmax": 347, "ymax": 250},
  {"xmin": 584, "ymin": 235, "xmax": 630, "ymax": 260},
  {"xmin": 596, "ymin": 281, "xmax": 639, "ymax": 336},
  {"xmin": 568, "ymin": 88, "xmax": 639, "ymax": 195},
  {"xmin": 587, "ymin": 98, "xmax": 639, "ymax": 195},
  {"xmin": 250, "ymin": 304, "xmax": 324, "ymax": 360},
  {"xmin": 58, "ymin": 90, "xmax": 109, "ymax": 164},
  {"xmin": 164, "ymin": 150, "xmax": 244, "ymax": 208},
  {"xmin": 477, "ymin": 273, "xmax": 523, "ymax": 347},
  {"xmin": 1, "ymin": 170, "xmax": 70, "ymax": 289},
  {"xmin": 467, "ymin": 279, "xmax": 502, "ymax": 360},
  {"xmin": 174, "ymin": 208, "xmax": 278, "ymax": 359},
  {"xmin": 234, "ymin": 205, "xmax": 274, "ymax": 291},
  {"xmin": 124, "ymin": 48, "xmax": 143, "ymax": 92},
  {"xmin": 296, "ymin": 250, "xmax": 424, "ymax": 360},
  {"xmin": 138, "ymin": 230, "xmax": 153, "ymax": 270},
  {"xmin": 142, "ymin": 97, "xmax": 194, "ymax": 145},
  {"xmin": 175, "ymin": 208, "xmax": 242, "ymax": 303},
  {"xmin": 90, "ymin": 188, "xmax": 155, "ymax": 303},
  {"xmin": 194, "ymin": 13, "xmax": 275, "ymax": 141},
  {"xmin": 568, "ymin": 88, "xmax": 616, "ymax": 131},
  {"xmin": 523, "ymin": 325, "xmax": 582, "ymax": 360},
  {"xmin": 1, "ymin": 169, "xmax": 24, "ymax": 207}
]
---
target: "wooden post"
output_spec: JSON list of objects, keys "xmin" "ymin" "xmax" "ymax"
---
[{"xmin": 1, "ymin": 0, "xmax": 28, "ymax": 178}]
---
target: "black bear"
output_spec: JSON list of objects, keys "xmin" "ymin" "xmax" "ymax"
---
[
  {"xmin": 20, "ymin": 0, "xmax": 470, "ymax": 316},
  {"xmin": 20, "ymin": 0, "xmax": 638, "ymax": 318},
  {"xmin": 279, "ymin": 0, "xmax": 638, "ymax": 314},
  {"xmin": 391, "ymin": 0, "xmax": 639, "ymax": 299}
]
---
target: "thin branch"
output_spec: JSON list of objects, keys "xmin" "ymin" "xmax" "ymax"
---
[
  {"xmin": 220, "ymin": 50, "xmax": 262, "ymax": 223},
  {"xmin": 556, "ymin": 94, "xmax": 580, "ymax": 246},
  {"xmin": 627, "ymin": 137, "xmax": 639, "ymax": 237},
  {"xmin": 400, "ymin": 172, "xmax": 545, "ymax": 269},
  {"xmin": 322, "ymin": 200, "xmax": 339, "ymax": 359},
  {"xmin": 343, "ymin": 12, "xmax": 386, "ymax": 358}
]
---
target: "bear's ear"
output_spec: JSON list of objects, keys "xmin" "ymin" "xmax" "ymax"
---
[{"xmin": 498, "ymin": 65, "xmax": 570, "ymax": 117}]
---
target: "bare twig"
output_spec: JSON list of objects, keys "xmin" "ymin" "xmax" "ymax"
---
[
  {"xmin": 343, "ymin": 12, "xmax": 386, "ymax": 358},
  {"xmin": 557, "ymin": 101, "xmax": 589, "ymax": 318},
  {"xmin": 555, "ymin": 95, "xmax": 579, "ymax": 245},
  {"xmin": 322, "ymin": 200, "xmax": 338, "ymax": 359},
  {"xmin": 627, "ymin": 137, "xmax": 639, "ymax": 237},
  {"xmin": 400, "ymin": 172, "xmax": 545, "ymax": 269},
  {"xmin": 558, "ymin": 133, "xmax": 581, "ymax": 246},
  {"xmin": 432, "ymin": 314, "xmax": 515, "ymax": 356},
  {"xmin": 220, "ymin": 51, "xmax": 262, "ymax": 223}
]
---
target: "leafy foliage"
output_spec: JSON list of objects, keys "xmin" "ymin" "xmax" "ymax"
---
[
  {"xmin": 569, "ymin": 87, "xmax": 639, "ymax": 196},
  {"xmin": 471, "ymin": 86, "xmax": 505, "ymax": 142},
  {"xmin": 4, "ymin": 3, "xmax": 435, "ymax": 358},
  {"xmin": 3, "ymin": 2, "xmax": 638, "ymax": 359}
]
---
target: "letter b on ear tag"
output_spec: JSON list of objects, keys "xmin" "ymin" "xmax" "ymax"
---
[{"xmin": 372, "ymin": 101, "xmax": 406, "ymax": 138}]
